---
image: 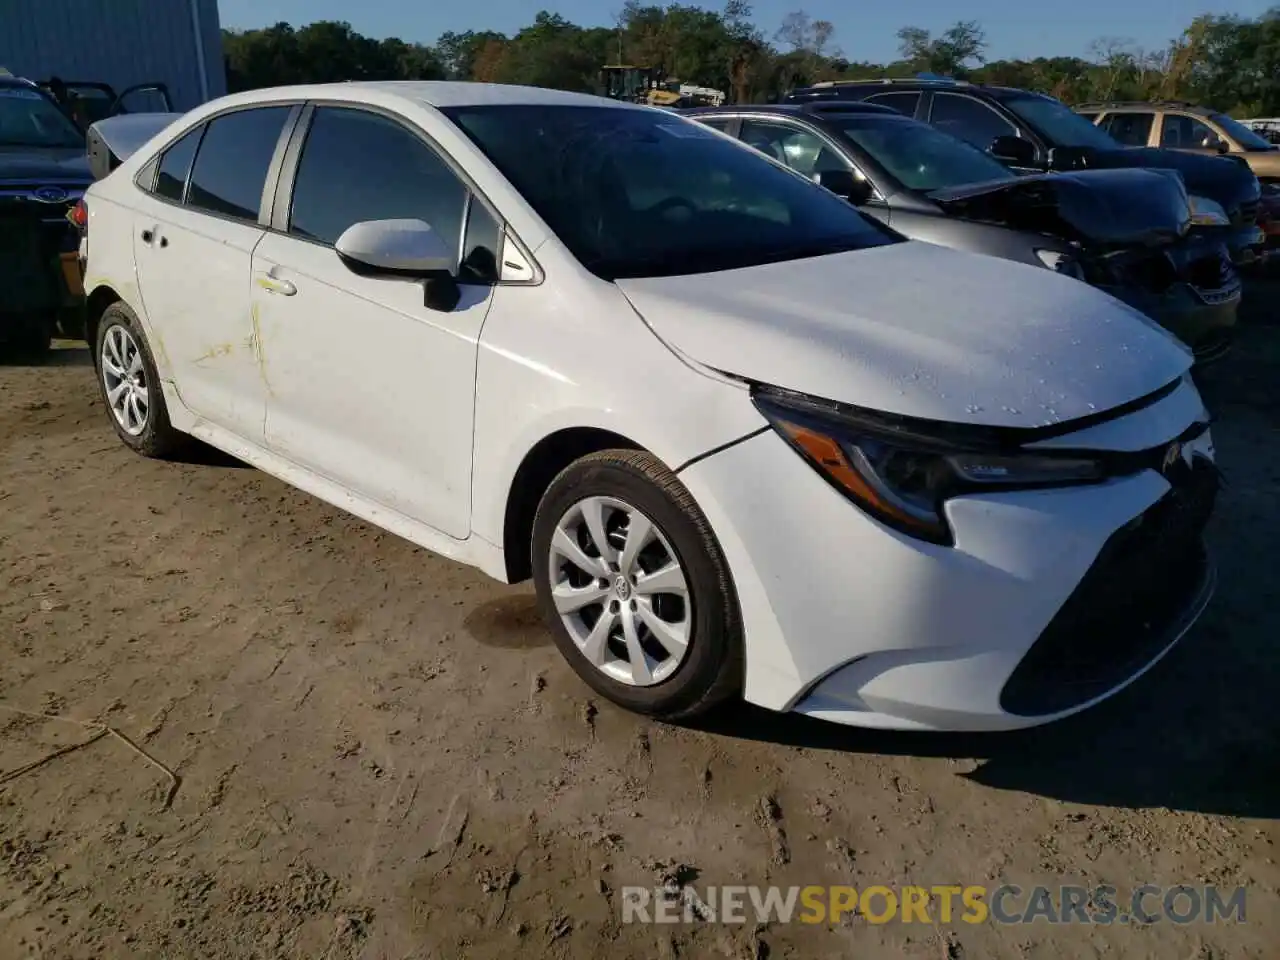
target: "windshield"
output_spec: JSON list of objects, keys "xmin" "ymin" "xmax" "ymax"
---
[
  {"xmin": 832, "ymin": 115, "xmax": 1015, "ymax": 192},
  {"xmin": 1209, "ymin": 112, "xmax": 1276, "ymax": 151},
  {"xmin": 0, "ymin": 84, "xmax": 84, "ymax": 147},
  {"xmin": 442, "ymin": 104, "xmax": 898, "ymax": 280},
  {"xmin": 1002, "ymin": 94, "xmax": 1118, "ymax": 151}
]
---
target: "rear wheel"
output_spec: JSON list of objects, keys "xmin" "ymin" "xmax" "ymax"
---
[
  {"xmin": 95, "ymin": 302, "xmax": 188, "ymax": 458},
  {"xmin": 531, "ymin": 449, "xmax": 743, "ymax": 720}
]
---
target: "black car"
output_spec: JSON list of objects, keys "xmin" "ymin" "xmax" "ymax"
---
[
  {"xmin": 0, "ymin": 75, "xmax": 92, "ymax": 355},
  {"xmin": 685, "ymin": 102, "xmax": 1240, "ymax": 361},
  {"xmin": 38, "ymin": 79, "xmax": 173, "ymax": 131},
  {"xmin": 783, "ymin": 78, "xmax": 1266, "ymax": 267}
]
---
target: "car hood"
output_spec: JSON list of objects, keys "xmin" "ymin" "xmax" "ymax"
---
[
  {"xmin": 929, "ymin": 168, "xmax": 1191, "ymax": 247},
  {"xmin": 1087, "ymin": 147, "xmax": 1259, "ymax": 212},
  {"xmin": 0, "ymin": 145, "xmax": 91, "ymax": 182},
  {"xmin": 616, "ymin": 240, "xmax": 1193, "ymax": 428},
  {"xmin": 1242, "ymin": 149, "xmax": 1280, "ymax": 177}
]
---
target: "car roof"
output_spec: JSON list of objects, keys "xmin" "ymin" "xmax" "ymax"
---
[
  {"xmin": 207, "ymin": 80, "xmax": 643, "ymax": 112},
  {"xmin": 683, "ymin": 102, "xmax": 904, "ymax": 118},
  {"xmin": 1076, "ymin": 100, "xmax": 1215, "ymax": 116},
  {"xmin": 789, "ymin": 79, "xmax": 1031, "ymax": 98}
]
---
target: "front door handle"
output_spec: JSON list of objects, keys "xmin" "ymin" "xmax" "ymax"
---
[{"xmin": 255, "ymin": 272, "xmax": 296, "ymax": 296}]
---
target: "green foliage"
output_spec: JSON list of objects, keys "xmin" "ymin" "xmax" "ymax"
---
[
  {"xmin": 896, "ymin": 21, "xmax": 987, "ymax": 77},
  {"xmin": 223, "ymin": 21, "xmax": 444, "ymax": 89},
  {"xmin": 219, "ymin": 6, "xmax": 1280, "ymax": 115}
]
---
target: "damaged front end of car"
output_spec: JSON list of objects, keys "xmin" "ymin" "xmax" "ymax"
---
[
  {"xmin": 930, "ymin": 168, "xmax": 1240, "ymax": 364},
  {"xmin": 1084, "ymin": 232, "xmax": 1239, "ymax": 364}
]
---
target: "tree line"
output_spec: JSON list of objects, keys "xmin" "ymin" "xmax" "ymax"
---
[{"xmin": 221, "ymin": 3, "xmax": 1280, "ymax": 116}]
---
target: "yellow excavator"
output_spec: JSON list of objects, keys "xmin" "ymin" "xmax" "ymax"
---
[{"xmin": 599, "ymin": 65, "xmax": 683, "ymax": 108}]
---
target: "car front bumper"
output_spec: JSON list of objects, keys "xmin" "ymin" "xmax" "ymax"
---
[
  {"xmin": 1104, "ymin": 280, "xmax": 1239, "ymax": 365},
  {"xmin": 678, "ymin": 377, "xmax": 1216, "ymax": 732},
  {"xmin": 1226, "ymin": 223, "xmax": 1267, "ymax": 265},
  {"xmin": 0, "ymin": 188, "xmax": 87, "ymax": 316}
]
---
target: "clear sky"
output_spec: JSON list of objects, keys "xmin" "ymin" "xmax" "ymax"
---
[{"xmin": 216, "ymin": 0, "xmax": 1274, "ymax": 63}]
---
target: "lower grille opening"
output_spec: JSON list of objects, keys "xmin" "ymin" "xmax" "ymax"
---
[
  {"xmin": 1192, "ymin": 328, "xmax": 1235, "ymax": 363},
  {"xmin": 1235, "ymin": 200, "xmax": 1261, "ymax": 227},
  {"xmin": 1000, "ymin": 460, "xmax": 1218, "ymax": 717}
]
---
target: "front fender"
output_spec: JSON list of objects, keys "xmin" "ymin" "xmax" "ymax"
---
[
  {"xmin": 473, "ymin": 382, "xmax": 766, "ymax": 557},
  {"xmin": 468, "ymin": 278, "xmax": 767, "ymax": 556}
]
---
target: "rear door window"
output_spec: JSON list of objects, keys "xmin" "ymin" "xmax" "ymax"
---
[{"xmin": 186, "ymin": 106, "xmax": 291, "ymax": 222}]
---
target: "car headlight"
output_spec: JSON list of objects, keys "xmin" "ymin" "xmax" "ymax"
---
[
  {"xmin": 1034, "ymin": 248, "xmax": 1084, "ymax": 279},
  {"xmin": 753, "ymin": 388, "xmax": 1105, "ymax": 545},
  {"xmin": 1188, "ymin": 195, "xmax": 1230, "ymax": 226}
]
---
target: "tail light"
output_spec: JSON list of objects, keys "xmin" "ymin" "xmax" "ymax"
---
[
  {"xmin": 68, "ymin": 197, "xmax": 88, "ymax": 232},
  {"xmin": 68, "ymin": 198, "xmax": 88, "ymax": 273}
]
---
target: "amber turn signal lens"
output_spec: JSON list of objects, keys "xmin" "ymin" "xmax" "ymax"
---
[{"xmin": 774, "ymin": 419, "xmax": 946, "ymax": 540}]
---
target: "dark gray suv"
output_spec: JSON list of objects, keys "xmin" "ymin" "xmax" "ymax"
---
[
  {"xmin": 781, "ymin": 78, "xmax": 1266, "ymax": 270},
  {"xmin": 686, "ymin": 102, "xmax": 1240, "ymax": 362}
]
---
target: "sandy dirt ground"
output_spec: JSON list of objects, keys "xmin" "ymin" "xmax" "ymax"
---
[{"xmin": 1, "ymin": 290, "xmax": 1278, "ymax": 960}]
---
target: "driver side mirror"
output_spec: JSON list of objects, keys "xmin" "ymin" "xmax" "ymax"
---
[
  {"xmin": 1046, "ymin": 145, "xmax": 1093, "ymax": 171},
  {"xmin": 989, "ymin": 134, "xmax": 1036, "ymax": 167},
  {"xmin": 335, "ymin": 218, "xmax": 460, "ymax": 311},
  {"xmin": 815, "ymin": 168, "xmax": 874, "ymax": 206},
  {"xmin": 1206, "ymin": 134, "xmax": 1229, "ymax": 155}
]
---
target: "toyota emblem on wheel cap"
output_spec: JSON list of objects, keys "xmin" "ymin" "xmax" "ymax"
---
[{"xmin": 31, "ymin": 185, "xmax": 69, "ymax": 204}]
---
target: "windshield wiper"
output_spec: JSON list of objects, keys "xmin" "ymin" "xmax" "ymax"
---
[
  {"xmin": 592, "ymin": 238, "xmax": 865, "ymax": 280},
  {"xmin": 752, "ymin": 239, "xmax": 864, "ymax": 262}
]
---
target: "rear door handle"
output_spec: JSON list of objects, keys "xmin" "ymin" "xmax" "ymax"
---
[{"xmin": 255, "ymin": 272, "xmax": 296, "ymax": 296}]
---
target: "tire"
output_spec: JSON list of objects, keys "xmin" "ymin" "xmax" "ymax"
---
[
  {"xmin": 57, "ymin": 306, "xmax": 86, "ymax": 341},
  {"xmin": 531, "ymin": 449, "xmax": 744, "ymax": 720},
  {"xmin": 94, "ymin": 302, "xmax": 188, "ymax": 459}
]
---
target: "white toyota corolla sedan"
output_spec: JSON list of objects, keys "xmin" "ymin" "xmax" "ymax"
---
[{"xmin": 78, "ymin": 82, "xmax": 1218, "ymax": 732}]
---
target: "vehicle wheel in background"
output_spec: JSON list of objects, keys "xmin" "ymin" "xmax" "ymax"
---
[
  {"xmin": 57, "ymin": 305, "xmax": 86, "ymax": 340},
  {"xmin": 94, "ymin": 302, "xmax": 188, "ymax": 458},
  {"xmin": 531, "ymin": 449, "xmax": 744, "ymax": 720}
]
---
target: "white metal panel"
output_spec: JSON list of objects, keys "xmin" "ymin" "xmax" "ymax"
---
[{"xmin": 0, "ymin": 0, "xmax": 225, "ymax": 109}]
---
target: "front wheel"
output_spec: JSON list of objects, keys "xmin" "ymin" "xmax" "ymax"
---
[{"xmin": 531, "ymin": 449, "xmax": 743, "ymax": 720}]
